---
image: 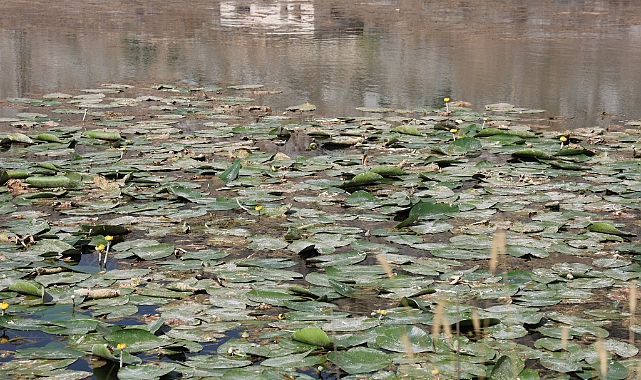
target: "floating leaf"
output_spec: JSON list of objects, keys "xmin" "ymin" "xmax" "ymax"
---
[
  {"xmin": 340, "ymin": 172, "xmax": 384, "ymax": 188},
  {"xmin": 117, "ymin": 364, "xmax": 177, "ymax": 380},
  {"xmin": 105, "ymin": 328, "xmax": 168, "ymax": 353},
  {"xmin": 327, "ymin": 347, "xmax": 391, "ymax": 374},
  {"xmin": 588, "ymin": 222, "xmax": 635, "ymax": 237},
  {"xmin": 372, "ymin": 325, "xmax": 432, "ymax": 353},
  {"xmin": 392, "ymin": 125, "xmax": 422, "ymax": 136},
  {"xmin": 292, "ymin": 327, "xmax": 332, "ymax": 348},
  {"xmin": 219, "ymin": 158, "xmax": 241, "ymax": 183}
]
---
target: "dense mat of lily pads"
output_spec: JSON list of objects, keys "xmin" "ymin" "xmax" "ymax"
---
[{"xmin": 2, "ymin": 84, "xmax": 641, "ymax": 379}]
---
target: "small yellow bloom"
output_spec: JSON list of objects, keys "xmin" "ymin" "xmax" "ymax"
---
[
  {"xmin": 450, "ymin": 128, "xmax": 458, "ymax": 134},
  {"xmin": 105, "ymin": 235, "xmax": 114, "ymax": 241},
  {"xmin": 96, "ymin": 244, "xmax": 106, "ymax": 251},
  {"xmin": 432, "ymin": 369, "xmax": 439, "ymax": 375},
  {"xmin": 0, "ymin": 302, "xmax": 8, "ymax": 311},
  {"xmin": 117, "ymin": 343, "xmax": 127, "ymax": 350},
  {"xmin": 378, "ymin": 309, "xmax": 387, "ymax": 315},
  {"xmin": 444, "ymin": 98, "xmax": 450, "ymax": 103},
  {"xmin": 255, "ymin": 205, "xmax": 263, "ymax": 212},
  {"xmin": 559, "ymin": 136, "xmax": 568, "ymax": 142}
]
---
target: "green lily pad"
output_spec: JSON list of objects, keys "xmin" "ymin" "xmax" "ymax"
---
[
  {"xmin": 132, "ymin": 243, "xmax": 175, "ymax": 260},
  {"xmin": 327, "ymin": 346, "xmax": 392, "ymax": 374},
  {"xmin": 292, "ymin": 327, "xmax": 332, "ymax": 348},
  {"xmin": 587, "ymin": 222, "xmax": 636, "ymax": 237},
  {"xmin": 372, "ymin": 325, "xmax": 432, "ymax": 353},
  {"xmin": 105, "ymin": 328, "xmax": 168, "ymax": 353},
  {"xmin": 117, "ymin": 363, "xmax": 177, "ymax": 380}
]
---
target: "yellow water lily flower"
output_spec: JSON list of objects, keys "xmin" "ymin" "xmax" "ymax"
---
[
  {"xmin": 255, "ymin": 205, "xmax": 263, "ymax": 212},
  {"xmin": 96, "ymin": 244, "xmax": 106, "ymax": 251},
  {"xmin": 105, "ymin": 235, "xmax": 114, "ymax": 241},
  {"xmin": 0, "ymin": 302, "xmax": 8, "ymax": 315},
  {"xmin": 117, "ymin": 343, "xmax": 127, "ymax": 350},
  {"xmin": 444, "ymin": 98, "xmax": 450, "ymax": 103}
]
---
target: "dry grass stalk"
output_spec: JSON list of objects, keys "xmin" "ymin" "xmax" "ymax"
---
[
  {"xmin": 490, "ymin": 229, "xmax": 506, "ymax": 275},
  {"xmin": 471, "ymin": 309, "xmax": 481, "ymax": 340},
  {"xmin": 432, "ymin": 302, "xmax": 444, "ymax": 340},
  {"xmin": 595, "ymin": 338, "xmax": 607, "ymax": 377},
  {"xmin": 630, "ymin": 281, "xmax": 637, "ymax": 315},
  {"xmin": 630, "ymin": 281, "xmax": 637, "ymax": 345},
  {"xmin": 560, "ymin": 326, "xmax": 569, "ymax": 350},
  {"xmin": 401, "ymin": 334, "xmax": 415, "ymax": 361},
  {"xmin": 377, "ymin": 254, "xmax": 394, "ymax": 279}
]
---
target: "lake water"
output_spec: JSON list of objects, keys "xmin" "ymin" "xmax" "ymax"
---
[{"xmin": 2, "ymin": 0, "xmax": 641, "ymax": 129}]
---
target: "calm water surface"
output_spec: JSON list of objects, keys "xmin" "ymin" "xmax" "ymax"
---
[{"xmin": 2, "ymin": 0, "xmax": 641, "ymax": 129}]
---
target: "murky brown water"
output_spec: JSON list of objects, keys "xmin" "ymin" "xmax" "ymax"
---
[{"xmin": 2, "ymin": 0, "xmax": 641, "ymax": 129}]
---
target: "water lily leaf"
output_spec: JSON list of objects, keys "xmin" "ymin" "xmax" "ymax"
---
[
  {"xmin": 451, "ymin": 136, "xmax": 482, "ymax": 152},
  {"xmin": 340, "ymin": 172, "xmax": 384, "ymax": 188},
  {"xmin": 323, "ymin": 317, "xmax": 381, "ymax": 332},
  {"xmin": 369, "ymin": 165, "xmax": 407, "ymax": 177},
  {"xmin": 539, "ymin": 352, "xmax": 582, "ymax": 373},
  {"xmin": 25, "ymin": 175, "xmax": 77, "ymax": 189},
  {"xmin": 236, "ymin": 258, "xmax": 296, "ymax": 269},
  {"xmin": 344, "ymin": 190, "xmax": 382, "ymax": 208},
  {"xmin": 490, "ymin": 355, "xmax": 525, "ymax": 380},
  {"xmin": 511, "ymin": 149, "xmax": 552, "ymax": 160},
  {"xmin": 578, "ymin": 361, "xmax": 628, "ymax": 380},
  {"xmin": 286, "ymin": 102, "xmax": 316, "ymax": 112},
  {"xmin": 9, "ymin": 281, "xmax": 46, "ymax": 297},
  {"xmin": 587, "ymin": 222, "xmax": 635, "ymax": 237},
  {"xmin": 105, "ymin": 328, "xmax": 168, "ymax": 353},
  {"xmin": 15, "ymin": 342, "xmax": 85, "ymax": 360},
  {"xmin": 117, "ymin": 363, "xmax": 176, "ymax": 380},
  {"xmin": 555, "ymin": 147, "xmax": 595, "ymax": 156},
  {"xmin": 601, "ymin": 339, "xmax": 639, "ymax": 357},
  {"xmin": 327, "ymin": 346, "xmax": 391, "ymax": 374},
  {"xmin": 292, "ymin": 327, "xmax": 332, "ymax": 348},
  {"xmin": 81, "ymin": 224, "xmax": 129, "ymax": 236},
  {"xmin": 188, "ymin": 355, "xmax": 252, "ymax": 369},
  {"xmin": 372, "ymin": 325, "xmax": 432, "ymax": 353},
  {"xmin": 167, "ymin": 185, "xmax": 202, "ymax": 202},
  {"xmin": 260, "ymin": 350, "xmax": 318, "ymax": 368},
  {"xmin": 506, "ymin": 245, "xmax": 549, "ymax": 258},
  {"xmin": 28, "ymin": 239, "xmax": 76, "ymax": 257},
  {"xmin": 307, "ymin": 251, "xmax": 367, "ymax": 267},
  {"xmin": 219, "ymin": 158, "xmax": 241, "ymax": 183},
  {"xmin": 396, "ymin": 199, "xmax": 459, "ymax": 228},
  {"xmin": 392, "ymin": 125, "xmax": 422, "ymax": 136},
  {"xmin": 35, "ymin": 272, "xmax": 91, "ymax": 287},
  {"xmin": 132, "ymin": 243, "xmax": 175, "ymax": 260},
  {"xmin": 91, "ymin": 344, "xmax": 142, "ymax": 365},
  {"xmin": 488, "ymin": 323, "xmax": 528, "ymax": 339},
  {"xmin": 82, "ymin": 130, "xmax": 122, "ymax": 141},
  {"xmin": 246, "ymin": 290, "xmax": 302, "ymax": 306},
  {"xmin": 247, "ymin": 235, "xmax": 288, "ymax": 251},
  {"xmin": 328, "ymin": 279, "xmax": 356, "ymax": 297}
]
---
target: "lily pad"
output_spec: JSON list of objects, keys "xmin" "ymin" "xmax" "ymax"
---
[{"xmin": 327, "ymin": 347, "xmax": 392, "ymax": 374}]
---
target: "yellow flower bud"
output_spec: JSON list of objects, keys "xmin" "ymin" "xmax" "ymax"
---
[
  {"xmin": 96, "ymin": 244, "xmax": 106, "ymax": 251},
  {"xmin": 0, "ymin": 302, "xmax": 8, "ymax": 311},
  {"xmin": 105, "ymin": 235, "xmax": 114, "ymax": 241},
  {"xmin": 432, "ymin": 369, "xmax": 439, "ymax": 375},
  {"xmin": 559, "ymin": 136, "xmax": 567, "ymax": 142},
  {"xmin": 117, "ymin": 343, "xmax": 127, "ymax": 350},
  {"xmin": 450, "ymin": 128, "xmax": 458, "ymax": 133},
  {"xmin": 444, "ymin": 97, "xmax": 450, "ymax": 103}
]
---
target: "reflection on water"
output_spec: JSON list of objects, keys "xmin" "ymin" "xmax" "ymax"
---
[{"xmin": 2, "ymin": 0, "xmax": 641, "ymax": 128}]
